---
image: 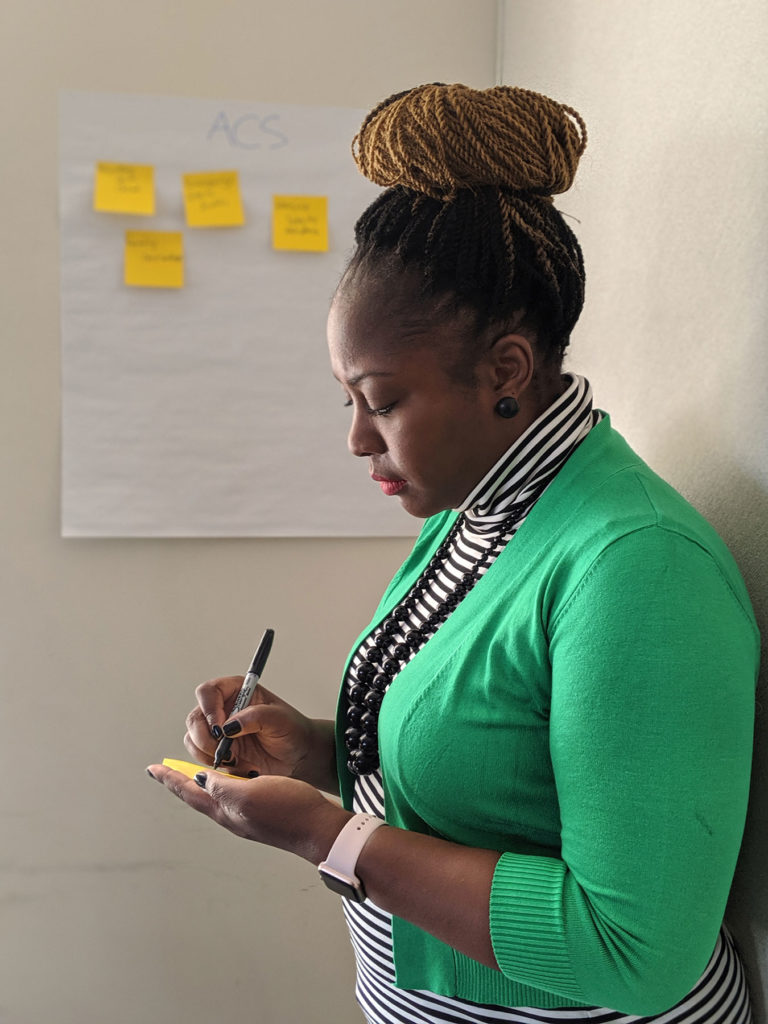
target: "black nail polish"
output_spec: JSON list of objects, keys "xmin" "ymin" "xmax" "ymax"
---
[
  {"xmin": 211, "ymin": 725, "xmax": 223, "ymax": 740},
  {"xmin": 223, "ymin": 720, "xmax": 242, "ymax": 737},
  {"xmin": 194, "ymin": 772, "xmax": 207, "ymax": 788},
  {"xmin": 247, "ymin": 770, "xmax": 260, "ymax": 779},
  {"xmin": 146, "ymin": 768, "xmax": 157, "ymax": 780}
]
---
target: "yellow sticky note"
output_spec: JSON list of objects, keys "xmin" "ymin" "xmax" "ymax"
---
[
  {"xmin": 124, "ymin": 230, "xmax": 184, "ymax": 289},
  {"xmin": 94, "ymin": 162, "xmax": 155, "ymax": 216},
  {"xmin": 183, "ymin": 170, "xmax": 245, "ymax": 227},
  {"xmin": 272, "ymin": 195, "xmax": 329, "ymax": 252},
  {"xmin": 162, "ymin": 758, "xmax": 249, "ymax": 781}
]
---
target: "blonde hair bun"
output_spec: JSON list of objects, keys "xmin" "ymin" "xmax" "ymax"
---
[{"xmin": 353, "ymin": 83, "xmax": 587, "ymax": 200}]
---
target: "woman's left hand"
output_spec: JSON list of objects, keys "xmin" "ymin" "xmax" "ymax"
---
[
  {"xmin": 148, "ymin": 763, "xmax": 502, "ymax": 970},
  {"xmin": 146, "ymin": 764, "xmax": 351, "ymax": 865}
]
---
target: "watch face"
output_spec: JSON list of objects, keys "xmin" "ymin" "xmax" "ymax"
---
[{"xmin": 319, "ymin": 865, "xmax": 367, "ymax": 903}]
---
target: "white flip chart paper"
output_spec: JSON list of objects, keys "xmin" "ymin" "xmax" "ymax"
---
[{"xmin": 59, "ymin": 90, "xmax": 416, "ymax": 537}]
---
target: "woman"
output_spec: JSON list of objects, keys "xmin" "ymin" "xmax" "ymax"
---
[{"xmin": 148, "ymin": 84, "xmax": 759, "ymax": 1022}]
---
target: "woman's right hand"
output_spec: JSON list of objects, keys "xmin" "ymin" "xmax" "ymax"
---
[{"xmin": 184, "ymin": 677, "xmax": 337, "ymax": 791}]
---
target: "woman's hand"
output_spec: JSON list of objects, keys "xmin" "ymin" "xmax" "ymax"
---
[
  {"xmin": 146, "ymin": 765, "xmax": 350, "ymax": 864},
  {"xmin": 147, "ymin": 762, "xmax": 500, "ymax": 969},
  {"xmin": 184, "ymin": 677, "xmax": 338, "ymax": 792},
  {"xmin": 146, "ymin": 760, "xmax": 502, "ymax": 970}
]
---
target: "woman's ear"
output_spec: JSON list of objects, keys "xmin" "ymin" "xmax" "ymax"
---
[{"xmin": 485, "ymin": 333, "xmax": 536, "ymax": 397}]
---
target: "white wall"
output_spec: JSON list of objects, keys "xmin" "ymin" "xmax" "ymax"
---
[
  {"xmin": 500, "ymin": 1, "xmax": 768, "ymax": 1019},
  {"xmin": 0, "ymin": 4, "xmax": 497, "ymax": 1023}
]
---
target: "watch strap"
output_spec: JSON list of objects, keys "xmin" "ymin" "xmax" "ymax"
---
[{"xmin": 319, "ymin": 813, "xmax": 385, "ymax": 880}]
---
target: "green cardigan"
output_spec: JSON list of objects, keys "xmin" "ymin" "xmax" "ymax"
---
[{"xmin": 334, "ymin": 417, "xmax": 759, "ymax": 1015}]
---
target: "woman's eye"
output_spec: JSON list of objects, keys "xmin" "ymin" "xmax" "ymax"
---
[
  {"xmin": 370, "ymin": 402, "xmax": 396, "ymax": 417},
  {"xmin": 342, "ymin": 395, "xmax": 396, "ymax": 415}
]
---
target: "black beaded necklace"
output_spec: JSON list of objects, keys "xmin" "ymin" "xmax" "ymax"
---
[{"xmin": 344, "ymin": 507, "xmax": 523, "ymax": 776}]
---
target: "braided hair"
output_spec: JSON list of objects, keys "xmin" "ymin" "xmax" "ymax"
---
[{"xmin": 339, "ymin": 83, "xmax": 588, "ymax": 366}]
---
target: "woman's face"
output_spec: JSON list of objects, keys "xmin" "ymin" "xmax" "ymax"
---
[{"xmin": 327, "ymin": 287, "xmax": 518, "ymax": 519}]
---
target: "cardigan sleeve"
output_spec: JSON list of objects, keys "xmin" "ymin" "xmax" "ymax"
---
[{"xmin": 488, "ymin": 525, "xmax": 758, "ymax": 1015}]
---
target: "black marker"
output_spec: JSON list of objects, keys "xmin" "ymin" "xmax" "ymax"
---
[{"xmin": 213, "ymin": 628, "xmax": 275, "ymax": 769}]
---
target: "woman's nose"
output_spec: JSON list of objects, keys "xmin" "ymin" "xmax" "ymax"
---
[{"xmin": 348, "ymin": 407, "xmax": 386, "ymax": 457}]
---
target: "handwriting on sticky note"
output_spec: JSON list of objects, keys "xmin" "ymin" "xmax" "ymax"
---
[
  {"xmin": 124, "ymin": 231, "xmax": 184, "ymax": 289},
  {"xmin": 183, "ymin": 170, "xmax": 245, "ymax": 227},
  {"xmin": 272, "ymin": 195, "xmax": 328, "ymax": 252},
  {"xmin": 94, "ymin": 162, "xmax": 155, "ymax": 216}
]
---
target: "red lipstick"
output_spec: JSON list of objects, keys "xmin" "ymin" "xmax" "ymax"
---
[{"xmin": 371, "ymin": 473, "xmax": 407, "ymax": 497}]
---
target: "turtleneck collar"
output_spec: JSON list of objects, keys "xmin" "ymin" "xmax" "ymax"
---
[{"xmin": 456, "ymin": 373, "xmax": 599, "ymax": 532}]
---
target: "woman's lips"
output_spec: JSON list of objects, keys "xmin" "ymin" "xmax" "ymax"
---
[{"xmin": 371, "ymin": 473, "xmax": 407, "ymax": 496}]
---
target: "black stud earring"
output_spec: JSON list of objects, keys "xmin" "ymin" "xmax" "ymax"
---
[{"xmin": 494, "ymin": 396, "xmax": 519, "ymax": 419}]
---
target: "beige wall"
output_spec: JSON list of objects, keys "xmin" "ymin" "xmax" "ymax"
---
[
  {"xmin": 500, "ymin": 1, "xmax": 768, "ymax": 1019},
  {"xmin": 0, "ymin": 4, "xmax": 497, "ymax": 1023}
]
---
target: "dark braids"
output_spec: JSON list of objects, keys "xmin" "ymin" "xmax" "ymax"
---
[{"xmin": 342, "ymin": 83, "xmax": 588, "ymax": 363}]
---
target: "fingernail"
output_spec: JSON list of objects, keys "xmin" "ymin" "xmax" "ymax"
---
[
  {"xmin": 194, "ymin": 772, "xmax": 207, "ymax": 788},
  {"xmin": 211, "ymin": 724, "xmax": 223, "ymax": 740},
  {"xmin": 221, "ymin": 755, "xmax": 236, "ymax": 767},
  {"xmin": 247, "ymin": 770, "xmax": 260, "ymax": 779},
  {"xmin": 222, "ymin": 720, "xmax": 242, "ymax": 737},
  {"xmin": 146, "ymin": 768, "xmax": 157, "ymax": 781}
]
